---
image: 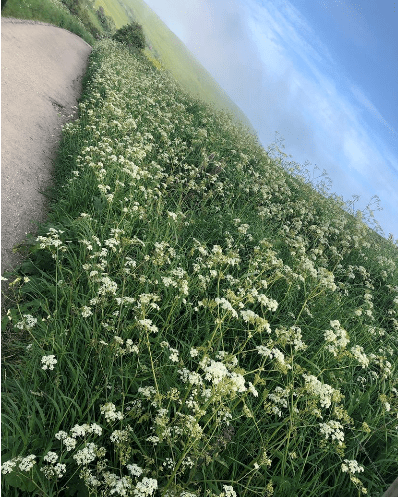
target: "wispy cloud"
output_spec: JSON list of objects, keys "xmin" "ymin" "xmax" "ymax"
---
[
  {"xmin": 319, "ymin": 0, "xmax": 378, "ymax": 49},
  {"xmin": 241, "ymin": 0, "xmax": 397, "ymax": 234},
  {"xmin": 349, "ymin": 83, "xmax": 398, "ymax": 141}
]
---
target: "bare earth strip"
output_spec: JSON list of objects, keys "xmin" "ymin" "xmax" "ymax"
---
[{"xmin": 1, "ymin": 17, "xmax": 92, "ymax": 275}]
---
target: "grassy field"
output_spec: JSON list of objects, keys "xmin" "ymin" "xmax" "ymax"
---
[{"xmin": 1, "ymin": 2, "xmax": 398, "ymax": 497}]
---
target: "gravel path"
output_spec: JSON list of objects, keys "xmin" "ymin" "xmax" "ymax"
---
[{"xmin": 1, "ymin": 17, "xmax": 92, "ymax": 276}]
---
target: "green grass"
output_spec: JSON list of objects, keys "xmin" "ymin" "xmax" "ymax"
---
[
  {"xmin": 1, "ymin": 0, "xmax": 117, "ymax": 45},
  {"xmin": 1, "ymin": 0, "xmax": 96, "ymax": 45},
  {"xmin": 1, "ymin": 6, "xmax": 397, "ymax": 498}
]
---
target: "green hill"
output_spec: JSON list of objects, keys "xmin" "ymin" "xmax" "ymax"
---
[{"xmin": 95, "ymin": 0, "xmax": 257, "ymax": 136}]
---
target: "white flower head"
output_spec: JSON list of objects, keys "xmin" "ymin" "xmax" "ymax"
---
[
  {"xmin": 134, "ymin": 477, "xmax": 158, "ymax": 496},
  {"xmin": 43, "ymin": 451, "xmax": 58, "ymax": 464},
  {"xmin": 127, "ymin": 463, "xmax": 143, "ymax": 477},
  {"xmin": 341, "ymin": 459, "xmax": 364, "ymax": 474},
  {"xmin": 222, "ymin": 484, "xmax": 237, "ymax": 497},
  {"xmin": 18, "ymin": 454, "xmax": 36, "ymax": 472},
  {"xmin": 41, "ymin": 355, "xmax": 57, "ymax": 370},
  {"xmin": 100, "ymin": 402, "xmax": 124, "ymax": 422}
]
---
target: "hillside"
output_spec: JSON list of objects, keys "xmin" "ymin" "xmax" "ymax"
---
[
  {"xmin": 1, "ymin": 1, "xmax": 397, "ymax": 497},
  {"xmin": 94, "ymin": 0, "xmax": 257, "ymax": 136},
  {"xmin": 1, "ymin": 36, "xmax": 397, "ymax": 496}
]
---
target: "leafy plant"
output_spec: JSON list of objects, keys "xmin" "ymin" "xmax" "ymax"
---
[{"xmin": 112, "ymin": 21, "xmax": 146, "ymax": 51}]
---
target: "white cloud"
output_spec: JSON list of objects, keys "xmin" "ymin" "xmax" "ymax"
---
[{"xmin": 349, "ymin": 83, "xmax": 398, "ymax": 139}]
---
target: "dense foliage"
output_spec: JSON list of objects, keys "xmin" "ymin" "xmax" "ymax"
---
[
  {"xmin": 112, "ymin": 21, "xmax": 146, "ymax": 51},
  {"xmin": 1, "ymin": 36, "xmax": 397, "ymax": 498},
  {"xmin": 95, "ymin": 5, "xmax": 115, "ymax": 36}
]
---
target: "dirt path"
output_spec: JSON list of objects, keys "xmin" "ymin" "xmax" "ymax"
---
[{"xmin": 1, "ymin": 17, "xmax": 92, "ymax": 276}]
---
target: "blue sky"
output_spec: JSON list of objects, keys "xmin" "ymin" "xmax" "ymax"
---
[{"xmin": 143, "ymin": 0, "xmax": 398, "ymax": 238}]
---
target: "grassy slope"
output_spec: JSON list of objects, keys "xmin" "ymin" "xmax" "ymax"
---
[
  {"xmin": 93, "ymin": 0, "xmax": 129, "ymax": 29},
  {"xmin": 2, "ymin": 37, "xmax": 397, "ymax": 496},
  {"xmin": 1, "ymin": 3, "xmax": 397, "ymax": 497},
  {"xmin": 94, "ymin": 0, "xmax": 257, "ymax": 136}
]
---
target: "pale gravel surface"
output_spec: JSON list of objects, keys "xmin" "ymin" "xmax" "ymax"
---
[{"xmin": 1, "ymin": 17, "xmax": 92, "ymax": 276}]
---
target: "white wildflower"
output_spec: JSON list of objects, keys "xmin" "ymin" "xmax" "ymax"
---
[
  {"xmin": 221, "ymin": 484, "xmax": 237, "ymax": 497},
  {"xmin": 134, "ymin": 477, "xmax": 158, "ymax": 496},
  {"xmin": 1, "ymin": 459, "xmax": 19, "ymax": 474},
  {"xmin": 43, "ymin": 451, "xmax": 58, "ymax": 464},
  {"xmin": 350, "ymin": 345, "xmax": 369, "ymax": 368},
  {"xmin": 100, "ymin": 402, "xmax": 124, "ymax": 422},
  {"xmin": 126, "ymin": 463, "xmax": 143, "ymax": 477},
  {"xmin": 319, "ymin": 420, "xmax": 345, "ymax": 446},
  {"xmin": 41, "ymin": 355, "xmax": 57, "ymax": 370},
  {"xmin": 341, "ymin": 459, "xmax": 364, "ymax": 474},
  {"xmin": 18, "ymin": 455, "xmax": 36, "ymax": 472},
  {"xmin": 73, "ymin": 442, "xmax": 97, "ymax": 466},
  {"xmin": 81, "ymin": 306, "xmax": 93, "ymax": 318},
  {"xmin": 138, "ymin": 318, "xmax": 158, "ymax": 333}
]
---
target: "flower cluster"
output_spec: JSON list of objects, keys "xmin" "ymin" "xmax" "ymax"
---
[
  {"xmin": 324, "ymin": 320, "xmax": 350, "ymax": 356},
  {"xmin": 41, "ymin": 355, "xmax": 57, "ymax": 371},
  {"xmin": 319, "ymin": 420, "xmax": 345, "ymax": 446},
  {"xmin": 303, "ymin": 374, "xmax": 343, "ymax": 408}
]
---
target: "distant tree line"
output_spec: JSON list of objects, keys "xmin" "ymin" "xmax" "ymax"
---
[
  {"xmin": 95, "ymin": 5, "xmax": 115, "ymax": 35},
  {"xmin": 59, "ymin": 0, "xmax": 115, "ymax": 39}
]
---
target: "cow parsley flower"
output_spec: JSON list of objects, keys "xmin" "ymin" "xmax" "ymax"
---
[
  {"xmin": 319, "ymin": 420, "xmax": 345, "ymax": 446},
  {"xmin": 134, "ymin": 477, "xmax": 158, "ymax": 496},
  {"xmin": 221, "ymin": 484, "xmax": 237, "ymax": 497},
  {"xmin": 256, "ymin": 345, "xmax": 272, "ymax": 357},
  {"xmin": 43, "ymin": 451, "xmax": 58, "ymax": 464},
  {"xmin": 73, "ymin": 442, "xmax": 97, "ymax": 465},
  {"xmin": 81, "ymin": 306, "xmax": 93, "ymax": 318},
  {"xmin": 303, "ymin": 374, "xmax": 342, "ymax": 408},
  {"xmin": 18, "ymin": 454, "xmax": 36, "ymax": 472},
  {"xmin": 169, "ymin": 348, "xmax": 179, "ymax": 362},
  {"xmin": 41, "ymin": 355, "xmax": 57, "ymax": 370},
  {"xmin": 1, "ymin": 459, "xmax": 19, "ymax": 474},
  {"xmin": 41, "ymin": 462, "xmax": 66, "ymax": 479},
  {"xmin": 16, "ymin": 314, "xmax": 37, "ymax": 330},
  {"xmin": 138, "ymin": 318, "xmax": 158, "ymax": 333},
  {"xmin": 341, "ymin": 459, "xmax": 364, "ymax": 474},
  {"xmin": 126, "ymin": 463, "xmax": 143, "ymax": 477},
  {"xmin": 100, "ymin": 402, "xmax": 124, "ymax": 422},
  {"xmin": 350, "ymin": 345, "xmax": 369, "ymax": 368},
  {"xmin": 215, "ymin": 297, "xmax": 238, "ymax": 318}
]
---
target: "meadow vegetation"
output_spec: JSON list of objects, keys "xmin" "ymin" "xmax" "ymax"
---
[
  {"xmin": 1, "ymin": 5, "xmax": 398, "ymax": 498},
  {"xmin": 95, "ymin": 0, "xmax": 256, "ymax": 134},
  {"xmin": 2, "ymin": 0, "xmax": 112, "ymax": 44}
]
